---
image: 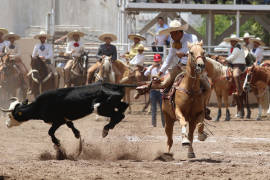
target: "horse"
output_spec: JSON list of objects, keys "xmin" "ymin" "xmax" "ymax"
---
[
  {"xmin": 28, "ymin": 56, "xmax": 59, "ymax": 98},
  {"xmin": 163, "ymin": 41, "xmax": 209, "ymax": 158},
  {"xmin": 208, "ymin": 54, "xmax": 251, "ymax": 120},
  {"xmin": 68, "ymin": 52, "xmax": 89, "ymax": 87},
  {"xmin": 0, "ymin": 54, "xmax": 27, "ymax": 106},
  {"xmin": 243, "ymin": 64, "xmax": 270, "ymax": 120}
]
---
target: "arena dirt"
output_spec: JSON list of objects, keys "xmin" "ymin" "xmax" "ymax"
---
[{"xmin": 0, "ymin": 104, "xmax": 270, "ymax": 180}]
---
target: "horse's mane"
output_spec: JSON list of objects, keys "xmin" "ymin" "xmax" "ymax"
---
[{"xmin": 205, "ymin": 57, "xmax": 227, "ymax": 78}]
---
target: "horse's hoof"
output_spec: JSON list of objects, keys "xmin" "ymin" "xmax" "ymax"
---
[
  {"xmin": 198, "ymin": 133, "xmax": 207, "ymax": 141},
  {"xmin": 256, "ymin": 116, "xmax": 261, "ymax": 121},
  {"xmin": 102, "ymin": 129, "xmax": 109, "ymax": 138},
  {"xmin": 214, "ymin": 118, "xmax": 220, "ymax": 122},
  {"xmin": 182, "ymin": 138, "xmax": 190, "ymax": 146},
  {"xmin": 187, "ymin": 152, "xmax": 196, "ymax": 158},
  {"xmin": 224, "ymin": 118, "xmax": 230, "ymax": 121}
]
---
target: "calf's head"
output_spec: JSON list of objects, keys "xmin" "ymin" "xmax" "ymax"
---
[{"xmin": 1, "ymin": 98, "xmax": 29, "ymax": 128}]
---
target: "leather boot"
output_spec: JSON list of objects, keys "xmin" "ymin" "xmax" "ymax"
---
[{"xmin": 233, "ymin": 76, "xmax": 243, "ymax": 95}]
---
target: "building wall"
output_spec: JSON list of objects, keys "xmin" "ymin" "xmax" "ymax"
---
[{"xmin": 0, "ymin": 0, "xmax": 119, "ymax": 36}]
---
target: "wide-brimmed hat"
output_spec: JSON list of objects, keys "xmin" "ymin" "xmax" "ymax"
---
[
  {"xmin": 0, "ymin": 28, "xmax": 8, "ymax": 35},
  {"xmin": 223, "ymin": 34, "xmax": 242, "ymax": 42},
  {"xmin": 4, "ymin": 32, "xmax": 20, "ymax": 41},
  {"xmin": 153, "ymin": 54, "xmax": 162, "ymax": 62},
  {"xmin": 67, "ymin": 30, "xmax": 85, "ymax": 39},
  {"xmin": 159, "ymin": 20, "xmax": 188, "ymax": 35},
  {"xmin": 98, "ymin": 33, "xmax": 117, "ymax": 42},
  {"xmin": 250, "ymin": 37, "xmax": 265, "ymax": 46},
  {"xmin": 135, "ymin": 44, "xmax": 148, "ymax": 51},
  {"xmin": 34, "ymin": 31, "xmax": 51, "ymax": 39},
  {"xmin": 242, "ymin": 32, "xmax": 255, "ymax": 39},
  {"xmin": 128, "ymin": 34, "xmax": 145, "ymax": 41}
]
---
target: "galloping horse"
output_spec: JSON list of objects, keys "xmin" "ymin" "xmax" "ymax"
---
[
  {"xmin": 163, "ymin": 41, "xmax": 208, "ymax": 158},
  {"xmin": 68, "ymin": 52, "xmax": 89, "ymax": 87},
  {"xmin": 29, "ymin": 56, "xmax": 59, "ymax": 98},
  {"xmin": 208, "ymin": 54, "xmax": 251, "ymax": 120},
  {"xmin": 0, "ymin": 54, "xmax": 27, "ymax": 105},
  {"xmin": 243, "ymin": 63, "xmax": 270, "ymax": 120}
]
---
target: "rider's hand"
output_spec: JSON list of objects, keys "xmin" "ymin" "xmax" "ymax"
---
[{"xmin": 39, "ymin": 56, "xmax": 45, "ymax": 60}]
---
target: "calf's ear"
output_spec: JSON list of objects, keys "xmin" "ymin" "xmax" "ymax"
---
[{"xmin": 22, "ymin": 99, "xmax": 28, "ymax": 105}]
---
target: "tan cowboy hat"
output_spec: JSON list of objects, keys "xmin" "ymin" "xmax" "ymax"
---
[
  {"xmin": 4, "ymin": 32, "xmax": 20, "ymax": 41},
  {"xmin": 250, "ymin": 37, "xmax": 265, "ymax": 46},
  {"xmin": 34, "ymin": 31, "xmax": 51, "ymax": 39},
  {"xmin": 0, "ymin": 28, "xmax": 8, "ymax": 35},
  {"xmin": 135, "ymin": 44, "xmax": 149, "ymax": 51},
  {"xmin": 159, "ymin": 20, "xmax": 188, "ymax": 35},
  {"xmin": 128, "ymin": 34, "xmax": 146, "ymax": 41},
  {"xmin": 67, "ymin": 30, "xmax": 85, "ymax": 39},
  {"xmin": 98, "ymin": 33, "xmax": 117, "ymax": 42},
  {"xmin": 223, "ymin": 34, "xmax": 242, "ymax": 42}
]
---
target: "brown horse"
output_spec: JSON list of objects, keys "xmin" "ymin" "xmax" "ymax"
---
[
  {"xmin": 163, "ymin": 41, "xmax": 208, "ymax": 158},
  {"xmin": 29, "ymin": 56, "xmax": 59, "ymax": 98},
  {"xmin": 67, "ymin": 52, "xmax": 89, "ymax": 87},
  {"xmin": 208, "ymin": 55, "xmax": 251, "ymax": 120},
  {"xmin": 0, "ymin": 54, "xmax": 27, "ymax": 106},
  {"xmin": 243, "ymin": 63, "xmax": 270, "ymax": 120}
]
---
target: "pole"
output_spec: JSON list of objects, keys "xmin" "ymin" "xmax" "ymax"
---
[{"xmin": 236, "ymin": 10, "xmax": 240, "ymax": 37}]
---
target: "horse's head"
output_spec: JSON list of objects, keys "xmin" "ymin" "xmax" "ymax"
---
[
  {"xmin": 30, "ymin": 56, "xmax": 48, "ymax": 83},
  {"xmin": 243, "ymin": 65, "xmax": 255, "ymax": 92},
  {"xmin": 187, "ymin": 40, "xmax": 205, "ymax": 75},
  {"xmin": 99, "ymin": 56, "xmax": 115, "ymax": 83},
  {"xmin": 0, "ymin": 54, "xmax": 16, "ymax": 79}
]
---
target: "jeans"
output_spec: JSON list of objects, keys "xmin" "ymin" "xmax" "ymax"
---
[{"xmin": 150, "ymin": 90, "xmax": 165, "ymax": 127}]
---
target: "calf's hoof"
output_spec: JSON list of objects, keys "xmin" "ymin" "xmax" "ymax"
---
[
  {"xmin": 198, "ymin": 132, "xmax": 207, "ymax": 141},
  {"xmin": 256, "ymin": 116, "xmax": 261, "ymax": 121},
  {"xmin": 102, "ymin": 129, "xmax": 109, "ymax": 138},
  {"xmin": 74, "ymin": 131, "xmax": 80, "ymax": 139},
  {"xmin": 187, "ymin": 152, "xmax": 196, "ymax": 158},
  {"xmin": 182, "ymin": 137, "xmax": 190, "ymax": 146}
]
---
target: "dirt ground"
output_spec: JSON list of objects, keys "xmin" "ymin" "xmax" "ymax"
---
[{"xmin": 0, "ymin": 104, "xmax": 270, "ymax": 180}]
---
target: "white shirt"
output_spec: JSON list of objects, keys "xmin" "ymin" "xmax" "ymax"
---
[
  {"xmin": 32, "ymin": 43, "xmax": 53, "ymax": 59},
  {"xmin": 4, "ymin": 43, "xmax": 20, "ymax": 58},
  {"xmin": 226, "ymin": 45, "xmax": 246, "ymax": 64},
  {"xmin": 160, "ymin": 33, "xmax": 196, "ymax": 74},
  {"xmin": 0, "ymin": 40, "xmax": 10, "ymax": 53},
  {"xmin": 251, "ymin": 47, "xmax": 263, "ymax": 64},
  {"xmin": 66, "ymin": 40, "xmax": 84, "ymax": 57},
  {"xmin": 130, "ymin": 53, "xmax": 144, "ymax": 66},
  {"xmin": 144, "ymin": 65, "xmax": 161, "ymax": 78},
  {"xmin": 155, "ymin": 34, "xmax": 167, "ymax": 46}
]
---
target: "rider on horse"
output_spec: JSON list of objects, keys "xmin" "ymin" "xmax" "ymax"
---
[
  {"xmin": 122, "ymin": 34, "xmax": 145, "ymax": 62},
  {"xmin": 129, "ymin": 44, "xmax": 146, "ymax": 82},
  {"xmin": 32, "ymin": 31, "xmax": 58, "ymax": 88},
  {"xmin": 3, "ymin": 32, "xmax": 28, "ymax": 86},
  {"xmin": 222, "ymin": 34, "xmax": 246, "ymax": 96},
  {"xmin": 86, "ymin": 33, "xmax": 117, "ymax": 84},
  {"xmin": 135, "ymin": 20, "xmax": 212, "ymax": 120},
  {"xmin": 0, "ymin": 28, "xmax": 9, "ymax": 56},
  {"xmin": 250, "ymin": 37, "xmax": 265, "ymax": 65},
  {"xmin": 64, "ymin": 30, "xmax": 85, "ymax": 87}
]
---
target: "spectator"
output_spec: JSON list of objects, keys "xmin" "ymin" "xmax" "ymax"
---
[
  {"xmin": 250, "ymin": 37, "xmax": 264, "ymax": 65},
  {"xmin": 152, "ymin": 17, "xmax": 169, "ymax": 55},
  {"xmin": 144, "ymin": 54, "xmax": 165, "ymax": 127}
]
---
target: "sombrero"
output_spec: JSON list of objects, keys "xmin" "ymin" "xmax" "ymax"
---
[
  {"xmin": 4, "ymin": 32, "xmax": 20, "ymax": 41},
  {"xmin": 67, "ymin": 30, "xmax": 85, "ymax": 39},
  {"xmin": 0, "ymin": 28, "xmax": 8, "ymax": 35},
  {"xmin": 135, "ymin": 44, "xmax": 149, "ymax": 51},
  {"xmin": 242, "ymin": 32, "xmax": 255, "ymax": 39},
  {"xmin": 128, "ymin": 34, "xmax": 145, "ymax": 41},
  {"xmin": 98, "ymin": 33, "xmax": 117, "ymax": 42},
  {"xmin": 34, "ymin": 31, "xmax": 51, "ymax": 39},
  {"xmin": 250, "ymin": 37, "xmax": 265, "ymax": 46},
  {"xmin": 159, "ymin": 20, "xmax": 188, "ymax": 35},
  {"xmin": 223, "ymin": 34, "xmax": 242, "ymax": 42}
]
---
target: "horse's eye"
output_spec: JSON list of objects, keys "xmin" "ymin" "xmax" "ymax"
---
[{"xmin": 190, "ymin": 52, "xmax": 194, "ymax": 56}]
